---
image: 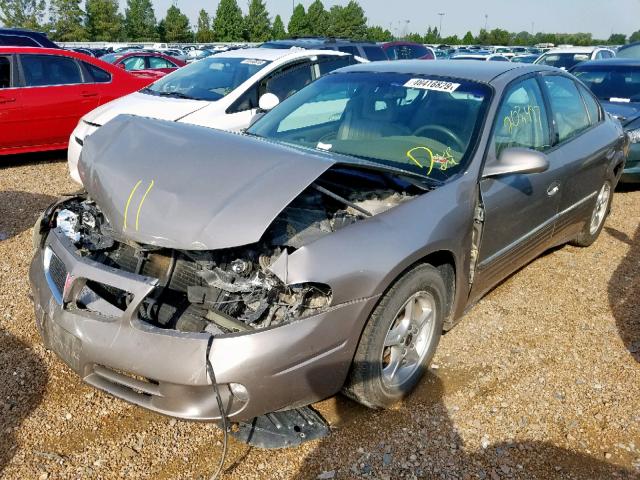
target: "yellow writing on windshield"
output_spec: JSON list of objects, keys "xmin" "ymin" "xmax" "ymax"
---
[{"xmin": 406, "ymin": 146, "xmax": 458, "ymax": 176}]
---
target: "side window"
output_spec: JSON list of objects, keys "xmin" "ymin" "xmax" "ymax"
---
[
  {"xmin": 21, "ymin": 55, "xmax": 82, "ymax": 87},
  {"xmin": 121, "ymin": 56, "xmax": 146, "ymax": 71},
  {"xmin": 362, "ymin": 46, "xmax": 388, "ymax": 61},
  {"xmin": 337, "ymin": 46, "xmax": 359, "ymax": 56},
  {"xmin": 0, "ymin": 56, "xmax": 11, "ymax": 88},
  {"xmin": 261, "ymin": 61, "xmax": 313, "ymax": 102},
  {"xmin": 316, "ymin": 55, "xmax": 355, "ymax": 76},
  {"xmin": 542, "ymin": 75, "xmax": 591, "ymax": 143},
  {"xmin": 227, "ymin": 86, "xmax": 258, "ymax": 113},
  {"xmin": 578, "ymin": 83, "xmax": 601, "ymax": 125},
  {"xmin": 492, "ymin": 78, "xmax": 551, "ymax": 158},
  {"xmin": 148, "ymin": 56, "xmax": 175, "ymax": 69},
  {"xmin": 83, "ymin": 62, "xmax": 111, "ymax": 83}
]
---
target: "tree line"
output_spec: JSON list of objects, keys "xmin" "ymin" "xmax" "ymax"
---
[{"xmin": 0, "ymin": 0, "xmax": 638, "ymax": 45}]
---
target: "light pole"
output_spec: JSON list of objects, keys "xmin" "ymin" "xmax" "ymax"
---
[
  {"xmin": 438, "ymin": 13, "xmax": 445, "ymax": 39},
  {"xmin": 484, "ymin": 14, "xmax": 488, "ymax": 31}
]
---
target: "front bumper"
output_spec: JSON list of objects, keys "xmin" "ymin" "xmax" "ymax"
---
[{"xmin": 30, "ymin": 228, "xmax": 377, "ymax": 422}]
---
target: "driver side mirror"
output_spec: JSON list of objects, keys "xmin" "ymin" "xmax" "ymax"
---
[
  {"xmin": 258, "ymin": 92, "xmax": 280, "ymax": 111},
  {"xmin": 483, "ymin": 147, "xmax": 550, "ymax": 178},
  {"xmin": 117, "ymin": 63, "xmax": 126, "ymax": 69}
]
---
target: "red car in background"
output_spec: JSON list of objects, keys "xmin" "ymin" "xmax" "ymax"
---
[
  {"xmin": 0, "ymin": 47, "xmax": 155, "ymax": 156},
  {"xmin": 99, "ymin": 51, "xmax": 186, "ymax": 79},
  {"xmin": 382, "ymin": 41, "xmax": 436, "ymax": 60}
]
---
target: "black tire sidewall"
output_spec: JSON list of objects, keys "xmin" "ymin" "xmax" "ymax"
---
[{"xmin": 357, "ymin": 264, "xmax": 445, "ymax": 406}]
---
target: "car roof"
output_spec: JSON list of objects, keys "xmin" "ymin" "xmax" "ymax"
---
[
  {"xmin": 336, "ymin": 59, "xmax": 555, "ymax": 83},
  {"xmin": 214, "ymin": 47, "xmax": 347, "ymax": 61},
  {"xmin": 571, "ymin": 58, "xmax": 640, "ymax": 68},
  {"xmin": 545, "ymin": 46, "xmax": 602, "ymax": 54},
  {"xmin": 263, "ymin": 38, "xmax": 378, "ymax": 47}
]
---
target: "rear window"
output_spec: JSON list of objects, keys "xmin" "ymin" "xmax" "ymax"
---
[
  {"xmin": 386, "ymin": 44, "xmax": 429, "ymax": 60},
  {"xmin": 84, "ymin": 62, "xmax": 111, "ymax": 83},
  {"xmin": 362, "ymin": 46, "xmax": 388, "ymax": 61}
]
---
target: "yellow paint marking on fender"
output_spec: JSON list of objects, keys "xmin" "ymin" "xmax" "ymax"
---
[
  {"xmin": 123, "ymin": 180, "xmax": 142, "ymax": 231},
  {"xmin": 135, "ymin": 180, "xmax": 155, "ymax": 231}
]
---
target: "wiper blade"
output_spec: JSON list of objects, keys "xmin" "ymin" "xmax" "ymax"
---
[{"xmin": 157, "ymin": 91, "xmax": 193, "ymax": 100}]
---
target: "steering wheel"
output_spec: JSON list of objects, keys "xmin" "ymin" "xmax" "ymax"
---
[{"xmin": 412, "ymin": 125, "xmax": 465, "ymax": 152}]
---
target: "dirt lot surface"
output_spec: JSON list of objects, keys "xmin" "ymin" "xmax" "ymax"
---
[{"xmin": 0, "ymin": 153, "xmax": 638, "ymax": 480}]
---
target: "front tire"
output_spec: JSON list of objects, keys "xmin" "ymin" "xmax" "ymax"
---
[
  {"xmin": 572, "ymin": 180, "xmax": 612, "ymax": 247},
  {"xmin": 343, "ymin": 264, "xmax": 445, "ymax": 408}
]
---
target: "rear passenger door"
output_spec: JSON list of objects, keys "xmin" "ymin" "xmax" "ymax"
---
[
  {"xmin": 472, "ymin": 76, "xmax": 560, "ymax": 299},
  {"xmin": 17, "ymin": 53, "xmax": 101, "ymax": 148},
  {"xmin": 539, "ymin": 74, "xmax": 611, "ymax": 240}
]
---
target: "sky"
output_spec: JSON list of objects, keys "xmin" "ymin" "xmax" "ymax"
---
[{"xmin": 120, "ymin": 0, "xmax": 640, "ymax": 39}]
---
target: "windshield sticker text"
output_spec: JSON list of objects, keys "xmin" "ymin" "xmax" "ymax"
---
[
  {"xmin": 503, "ymin": 105, "xmax": 542, "ymax": 134},
  {"xmin": 241, "ymin": 59, "xmax": 267, "ymax": 66},
  {"xmin": 403, "ymin": 79, "xmax": 460, "ymax": 93}
]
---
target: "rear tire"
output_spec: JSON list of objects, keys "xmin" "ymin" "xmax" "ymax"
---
[
  {"xmin": 572, "ymin": 180, "xmax": 612, "ymax": 247},
  {"xmin": 343, "ymin": 264, "xmax": 445, "ymax": 408}
]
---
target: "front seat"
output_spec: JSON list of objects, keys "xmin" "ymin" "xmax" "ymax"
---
[{"xmin": 337, "ymin": 92, "xmax": 411, "ymax": 140}]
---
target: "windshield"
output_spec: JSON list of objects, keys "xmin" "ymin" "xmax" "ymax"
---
[
  {"xmin": 143, "ymin": 56, "xmax": 271, "ymax": 101},
  {"xmin": 248, "ymin": 72, "xmax": 491, "ymax": 181},
  {"xmin": 537, "ymin": 52, "xmax": 590, "ymax": 69},
  {"xmin": 573, "ymin": 66, "xmax": 640, "ymax": 102}
]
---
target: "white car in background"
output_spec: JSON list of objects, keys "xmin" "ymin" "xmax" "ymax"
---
[
  {"xmin": 534, "ymin": 46, "xmax": 615, "ymax": 70},
  {"xmin": 68, "ymin": 48, "xmax": 361, "ymax": 184}
]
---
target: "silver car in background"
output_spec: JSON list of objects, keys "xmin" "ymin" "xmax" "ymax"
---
[{"xmin": 29, "ymin": 62, "xmax": 626, "ymax": 438}]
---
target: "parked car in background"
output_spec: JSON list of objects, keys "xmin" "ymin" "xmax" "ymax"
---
[
  {"xmin": 185, "ymin": 48, "xmax": 216, "ymax": 63},
  {"xmin": 98, "ymin": 51, "xmax": 186, "ymax": 79},
  {"xmin": 68, "ymin": 49, "xmax": 362, "ymax": 183},
  {"xmin": 511, "ymin": 54, "xmax": 540, "ymax": 64},
  {"xmin": 69, "ymin": 47, "xmax": 95, "ymax": 57},
  {"xmin": 493, "ymin": 47, "xmax": 514, "ymax": 58},
  {"xmin": 382, "ymin": 41, "xmax": 435, "ymax": 60},
  {"xmin": 451, "ymin": 53, "xmax": 510, "ymax": 61},
  {"xmin": 260, "ymin": 37, "xmax": 388, "ymax": 62},
  {"xmin": 0, "ymin": 28, "xmax": 58, "ymax": 48},
  {"xmin": 32, "ymin": 61, "xmax": 625, "ymax": 429},
  {"xmin": 535, "ymin": 46, "xmax": 615, "ymax": 70},
  {"xmin": 571, "ymin": 58, "xmax": 640, "ymax": 182},
  {"xmin": 617, "ymin": 42, "xmax": 640, "ymax": 59},
  {"xmin": 0, "ymin": 47, "xmax": 155, "ymax": 156}
]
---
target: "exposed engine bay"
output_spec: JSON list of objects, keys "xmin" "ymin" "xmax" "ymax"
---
[{"xmin": 46, "ymin": 166, "xmax": 421, "ymax": 334}]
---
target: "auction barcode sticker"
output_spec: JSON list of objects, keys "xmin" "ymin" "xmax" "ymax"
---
[
  {"xmin": 404, "ymin": 78, "xmax": 460, "ymax": 93},
  {"xmin": 241, "ymin": 59, "xmax": 267, "ymax": 65}
]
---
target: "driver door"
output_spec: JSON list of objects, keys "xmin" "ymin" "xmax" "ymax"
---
[{"xmin": 470, "ymin": 76, "xmax": 561, "ymax": 300}]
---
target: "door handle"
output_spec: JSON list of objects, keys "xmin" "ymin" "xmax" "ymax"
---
[
  {"xmin": 0, "ymin": 96, "xmax": 16, "ymax": 104},
  {"xmin": 80, "ymin": 91, "xmax": 98, "ymax": 97},
  {"xmin": 547, "ymin": 182, "xmax": 560, "ymax": 197}
]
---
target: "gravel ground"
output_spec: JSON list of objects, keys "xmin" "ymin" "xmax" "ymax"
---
[{"xmin": 0, "ymin": 153, "xmax": 638, "ymax": 480}]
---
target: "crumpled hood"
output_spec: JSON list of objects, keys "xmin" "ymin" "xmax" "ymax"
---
[
  {"xmin": 83, "ymin": 91, "xmax": 208, "ymax": 126},
  {"xmin": 601, "ymin": 101, "xmax": 640, "ymax": 127},
  {"xmin": 79, "ymin": 115, "xmax": 335, "ymax": 250}
]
